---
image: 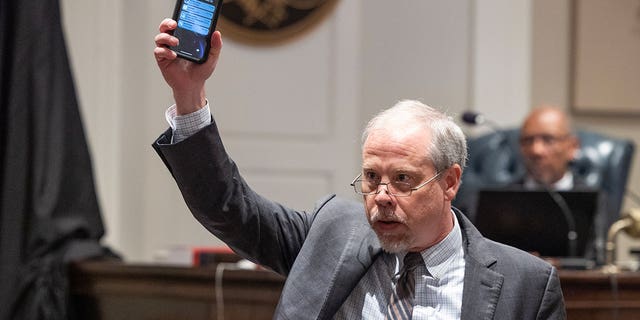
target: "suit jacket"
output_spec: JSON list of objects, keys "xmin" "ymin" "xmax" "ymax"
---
[{"xmin": 153, "ymin": 121, "xmax": 566, "ymax": 320}]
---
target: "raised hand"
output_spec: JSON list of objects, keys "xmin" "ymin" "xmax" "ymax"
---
[{"xmin": 153, "ymin": 18, "xmax": 223, "ymax": 114}]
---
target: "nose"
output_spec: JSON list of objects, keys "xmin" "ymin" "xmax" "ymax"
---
[
  {"xmin": 376, "ymin": 182, "xmax": 391, "ymax": 194},
  {"xmin": 529, "ymin": 139, "xmax": 548, "ymax": 156},
  {"xmin": 374, "ymin": 183, "xmax": 394, "ymax": 206}
]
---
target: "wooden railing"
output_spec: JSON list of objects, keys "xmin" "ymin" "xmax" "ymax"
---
[{"xmin": 70, "ymin": 261, "xmax": 640, "ymax": 320}]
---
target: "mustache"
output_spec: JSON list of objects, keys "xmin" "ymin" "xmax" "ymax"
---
[{"xmin": 370, "ymin": 208, "xmax": 403, "ymax": 224}]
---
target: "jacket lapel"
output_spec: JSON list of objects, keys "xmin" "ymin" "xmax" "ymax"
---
[
  {"xmin": 316, "ymin": 222, "xmax": 382, "ymax": 319},
  {"xmin": 276, "ymin": 204, "xmax": 382, "ymax": 320},
  {"xmin": 460, "ymin": 257, "xmax": 503, "ymax": 320},
  {"xmin": 455, "ymin": 210, "xmax": 504, "ymax": 320}
]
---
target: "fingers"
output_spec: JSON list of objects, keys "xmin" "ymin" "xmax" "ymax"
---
[
  {"xmin": 153, "ymin": 46, "xmax": 177, "ymax": 62},
  {"xmin": 158, "ymin": 18, "xmax": 177, "ymax": 33},
  {"xmin": 154, "ymin": 32, "xmax": 178, "ymax": 48},
  {"xmin": 156, "ymin": 18, "xmax": 178, "ymax": 46}
]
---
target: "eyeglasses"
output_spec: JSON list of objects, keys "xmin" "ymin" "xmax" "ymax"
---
[
  {"xmin": 519, "ymin": 134, "xmax": 570, "ymax": 147},
  {"xmin": 350, "ymin": 171, "xmax": 443, "ymax": 197}
]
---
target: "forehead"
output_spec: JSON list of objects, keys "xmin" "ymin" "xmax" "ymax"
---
[
  {"xmin": 522, "ymin": 110, "xmax": 570, "ymax": 135},
  {"xmin": 362, "ymin": 125, "xmax": 431, "ymax": 167}
]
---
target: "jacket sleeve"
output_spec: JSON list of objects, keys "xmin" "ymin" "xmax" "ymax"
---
[
  {"xmin": 536, "ymin": 267, "xmax": 567, "ymax": 320},
  {"xmin": 152, "ymin": 122, "xmax": 313, "ymax": 276}
]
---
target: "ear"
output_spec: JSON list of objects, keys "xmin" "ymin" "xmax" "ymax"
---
[
  {"xmin": 568, "ymin": 135, "xmax": 580, "ymax": 160},
  {"xmin": 443, "ymin": 164, "xmax": 462, "ymax": 201}
]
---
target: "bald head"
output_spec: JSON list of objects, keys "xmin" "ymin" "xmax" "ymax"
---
[
  {"xmin": 519, "ymin": 105, "xmax": 579, "ymax": 186},
  {"xmin": 521, "ymin": 106, "xmax": 572, "ymax": 135}
]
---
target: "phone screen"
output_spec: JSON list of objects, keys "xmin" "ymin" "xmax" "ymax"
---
[{"xmin": 171, "ymin": 0, "xmax": 222, "ymax": 63}]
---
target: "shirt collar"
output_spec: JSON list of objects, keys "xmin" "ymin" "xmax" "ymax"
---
[
  {"xmin": 524, "ymin": 171, "xmax": 574, "ymax": 191},
  {"xmin": 391, "ymin": 211, "xmax": 463, "ymax": 281},
  {"xmin": 420, "ymin": 211, "xmax": 463, "ymax": 280}
]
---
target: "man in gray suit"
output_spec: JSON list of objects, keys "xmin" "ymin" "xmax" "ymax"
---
[{"xmin": 152, "ymin": 19, "xmax": 566, "ymax": 319}]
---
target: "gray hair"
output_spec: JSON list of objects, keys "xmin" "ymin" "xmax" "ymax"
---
[{"xmin": 362, "ymin": 99, "xmax": 467, "ymax": 172}]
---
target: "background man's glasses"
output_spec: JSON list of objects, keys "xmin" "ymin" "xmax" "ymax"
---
[{"xmin": 520, "ymin": 134, "xmax": 570, "ymax": 147}]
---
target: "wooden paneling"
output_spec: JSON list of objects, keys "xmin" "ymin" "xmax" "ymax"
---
[
  {"xmin": 560, "ymin": 270, "xmax": 640, "ymax": 320},
  {"xmin": 70, "ymin": 261, "xmax": 284, "ymax": 320},
  {"xmin": 71, "ymin": 261, "xmax": 640, "ymax": 319}
]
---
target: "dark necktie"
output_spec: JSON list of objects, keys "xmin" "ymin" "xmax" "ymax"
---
[{"xmin": 386, "ymin": 252, "xmax": 424, "ymax": 320}]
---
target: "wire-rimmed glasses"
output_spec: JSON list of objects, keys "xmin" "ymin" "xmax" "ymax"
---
[{"xmin": 350, "ymin": 171, "xmax": 442, "ymax": 197}]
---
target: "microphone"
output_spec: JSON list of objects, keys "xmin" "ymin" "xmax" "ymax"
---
[
  {"xmin": 461, "ymin": 111, "xmax": 485, "ymax": 125},
  {"xmin": 460, "ymin": 110, "xmax": 508, "ymax": 149},
  {"xmin": 461, "ymin": 110, "xmax": 503, "ymax": 132}
]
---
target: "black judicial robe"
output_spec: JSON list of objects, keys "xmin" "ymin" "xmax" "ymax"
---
[{"xmin": 0, "ymin": 1, "xmax": 118, "ymax": 319}]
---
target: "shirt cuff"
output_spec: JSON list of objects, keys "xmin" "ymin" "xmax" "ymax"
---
[{"xmin": 165, "ymin": 101, "xmax": 212, "ymax": 144}]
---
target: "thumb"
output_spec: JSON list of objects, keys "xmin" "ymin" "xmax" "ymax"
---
[{"xmin": 208, "ymin": 31, "xmax": 223, "ymax": 62}]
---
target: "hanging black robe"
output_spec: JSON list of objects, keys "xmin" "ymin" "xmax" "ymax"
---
[{"xmin": 0, "ymin": 1, "xmax": 118, "ymax": 319}]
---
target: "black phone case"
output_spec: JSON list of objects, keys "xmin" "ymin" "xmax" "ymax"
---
[{"xmin": 170, "ymin": 0, "xmax": 223, "ymax": 64}]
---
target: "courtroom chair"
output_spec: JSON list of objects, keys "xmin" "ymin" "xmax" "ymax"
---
[{"xmin": 453, "ymin": 128, "xmax": 635, "ymax": 263}]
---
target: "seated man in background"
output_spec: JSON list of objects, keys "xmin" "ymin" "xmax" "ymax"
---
[
  {"xmin": 458, "ymin": 103, "xmax": 635, "ymax": 266},
  {"xmin": 458, "ymin": 105, "xmax": 605, "ymax": 265},
  {"xmin": 518, "ymin": 105, "xmax": 580, "ymax": 190},
  {"xmin": 517, "ymin": 106, "xmax": 605, "ymax": 264}
]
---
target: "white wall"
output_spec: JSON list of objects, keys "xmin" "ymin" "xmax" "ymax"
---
[
  {"xmin": 473, "ymin": 0, "xmax": 532, "ymax": 127},
  {"xmin": 60, "ymin": 0, "xmax": 559, "ymax": 262},
  {"xmin": 361, "ymin": 1, "xmax": 472, "ymax": 120}
]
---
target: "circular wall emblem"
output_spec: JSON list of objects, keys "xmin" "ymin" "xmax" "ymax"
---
[{"xmin": 218, "ymin": 0, "xmax": 340, "ymax": 45}]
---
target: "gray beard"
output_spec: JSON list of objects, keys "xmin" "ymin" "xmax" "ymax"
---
[
  {"xmin": 368, "ymin": 209, "xmax": 413, "ymax": 253},
  {"xmin": 375, "ymin": 231, "xmax": 412, "ymax": 253}
]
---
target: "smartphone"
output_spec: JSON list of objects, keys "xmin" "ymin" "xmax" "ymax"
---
[{"xmin": 170, "ymin": 0, "xmax": 222, "ymax": 64}]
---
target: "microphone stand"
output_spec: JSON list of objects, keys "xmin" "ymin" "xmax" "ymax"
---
[{"xmin": 543, "ymin": 185, "xmax": 578, "ymax": 257}]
